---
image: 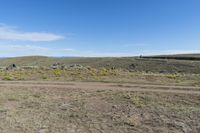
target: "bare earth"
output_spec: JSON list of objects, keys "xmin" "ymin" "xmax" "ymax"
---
[{"xmin": 0, "ymin": 81, "xmax": 199, "ymax": 133}]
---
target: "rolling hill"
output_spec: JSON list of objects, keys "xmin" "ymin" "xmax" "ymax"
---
[{"xmin": 1, "ymin": 54, "xmax": 200, "ymax": 73}]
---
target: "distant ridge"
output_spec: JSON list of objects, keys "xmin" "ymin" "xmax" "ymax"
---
[
  {"xmin": 0, "ymin": 57, "xmax": 8, "ymax": 59},
  {"xmin": 141, "ymin": 53, "xmax": 200, "ymax": 61},
  {"xmin": 49, "ymin": 56, "xmax": 81, "ymax": 58}
]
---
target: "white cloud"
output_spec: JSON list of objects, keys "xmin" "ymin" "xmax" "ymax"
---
[
  {"xmin": 69, "ymin": 50, "xmax": 200, "ymax": 57},
  {"xmin": 62, "ymin": 48, "xmax": 76, "ymax": 52},
  {"xmin": 140, "ymin": 50, "xmax": 200, "ymax": 56},
  {"xmin": 0, "ymin": 44, "xmax": 49, "ymax": 51},
  {"xmin": 123, "ymin": 43, "xmax": 147, "ymax": 47},
  {"xmin": 0, "ymin": 44, "xmax": 75, "ymax": 57},
  {"xmin": 0, "ymin": 43, "xmax": 199, "ymax": 57},
  {"xmin": 0, "ymin": 24, "xmax": 64, "ymax": 41}
]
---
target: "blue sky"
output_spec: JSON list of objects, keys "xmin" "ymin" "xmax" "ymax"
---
[{"xmin": 0, "ymin": 0, "xmax": 200, "ymax": 57}]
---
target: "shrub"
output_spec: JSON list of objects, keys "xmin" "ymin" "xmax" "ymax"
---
[
  {"xmin": 42, "ymin": 76, "xmax": 47, "ymax": 79},
  {"xmin": 98, "ymin": 68, "xmax": 109, "ymax": 76},
  {"xmin": 53, "ymin": 69, "xmax": 62, "ymax": 77},
  {"xmin": 165, "ymin": 74, "xmax": 178, "ymax": 79},
  {"xmin": 3, "ymin": 75, "xmax": 13, "ymax": 80}
]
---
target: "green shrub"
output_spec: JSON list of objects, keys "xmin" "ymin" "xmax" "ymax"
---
[
  {"xmin": 3, "ymin": 75, "xmax": 14, "ymax": 80},
  {"xmin": 165, "ymin": 74, "xmax": 178, "ymax": 79},
  {"xmin": 98, "ymin": 68, "xmax": 109, "ymax": 76},
  {"xmin": 53, "ymin": 69, "xmax": 62, "ymax": 77},
  {"xmin": 42, "ymin": 76, "xmax": 47, "ymax": 79}
]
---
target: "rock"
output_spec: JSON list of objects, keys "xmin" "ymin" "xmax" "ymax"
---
[
  {"xmin": 50, "ymin": 63, "xmax": 66, "ymax": 70},
  {"xmin": 129, "ymin": 64, "xmax": 136, "ymax": 69},
  {"xmin": 6, "ymin": 64, "xmax": 17, "ymax": 70},
  {"xmin": 38, "ymin": 128, "xmax": 48, "ymax": 133},
  {"xmin": 125, "ymin": 113, "xmax": 142, "ymax": 126},
  {"xmin": 175, "ymin": 121, "xmax": 192, "ymax": 133},
  {"xmin": 112, "ymin": 105, "xmax": 118, "ymax": 109},
  {"xmin": 60, "ymin": 103, "xmax": 71, "ymax": 110}
]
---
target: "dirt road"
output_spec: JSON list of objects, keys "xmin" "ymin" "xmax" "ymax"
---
[{"xmin": 0, "ymin": 80, "xmax": 199, "ymax": 94}]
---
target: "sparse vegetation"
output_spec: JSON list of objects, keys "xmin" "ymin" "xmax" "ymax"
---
[
  {"xmin": 0, "ymin": 55, "xmax": 199, "ymax": 132},
  {"xmin": 164, "ymin": 73, "xmax": 179, "ymax": 79},
  {"xmin": 1, "ymin": 55, "xmax": 200, "ymax": 74},
  {"xmin": 2, "ymin": 74, "xmax": 13, "ymax": 80},
  {"xmin": 0, "ymin": 67, "xmax": 200, "ymax": 86},
  {"xmin": 0, "ymin": 82, "xmax": 199, "ymax": 132}
]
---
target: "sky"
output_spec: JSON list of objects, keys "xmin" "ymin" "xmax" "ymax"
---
[{"xmin": 0, "ymin": 0, "xmax": 200, "ymax": 57}]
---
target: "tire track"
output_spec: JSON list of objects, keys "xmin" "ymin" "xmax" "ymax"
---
[{"xmin": 0, "ymin": 81, "xmax": 199, "ymax": 94}]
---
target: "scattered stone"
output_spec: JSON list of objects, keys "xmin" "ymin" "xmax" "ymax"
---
[
  {"xmin": 125, "ymin": 113, "xmax": 142, "ymax": 126},
  {"xmin": 60, "ymin": 103, "xmax": 71, "ymax": 111},
  {"xmin": 38, "ymin": 128, "xmax": 48, "ymax": 133},
  {"xmin": 50, "ymin": 63, "xmax": 66, "ymax": 70},
  {"xmin": 129, "ymin": 64, "xmax": 136, "ymax": 69},
  {"xmin": 6, "ymin": 64, "xmax": 17, "ymax": 70},
  {"xmin": 112, "ymin": 105, "xmax": 118, "ymax": 109},
  {"xmin": 69, "ymin": 64, "xmax": 83, "ymax": 68},
  {"xmin": 175, "ymin": 121, "xmax": 192, "ymax": 133},
  {"xmin": 111, "ymin": 67, "xmax": 116, "ymax": 70},
  {"xmin": 50, "ymin": 63, "xmax": 60, "ymax": 69}
]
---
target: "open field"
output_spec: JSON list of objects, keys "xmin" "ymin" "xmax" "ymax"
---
[
  {"xmin": 0, "ymin": 81, "xmax": 199, "ymax": 133},
  {"xmin": 0, "ymin": 55, "xmax": 200, "ymax": 132}
]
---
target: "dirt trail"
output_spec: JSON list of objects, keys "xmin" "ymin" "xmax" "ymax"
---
[{"xmin": 0, "ymin": 81, "xmax": 200, "ymax": 94}]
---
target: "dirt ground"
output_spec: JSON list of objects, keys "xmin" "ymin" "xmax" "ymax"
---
[{"xmin": 0, "ymin": 81, "xmax": 199, "ymax": 133}]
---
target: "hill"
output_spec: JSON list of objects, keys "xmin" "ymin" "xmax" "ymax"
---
[{"xmin": 1, "ymin": 54, "xmax": 200, "ymax": 73}]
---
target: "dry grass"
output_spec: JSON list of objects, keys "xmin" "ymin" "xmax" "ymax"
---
[
  {"xmin": 0, "ymin": 83, "xmax": 199, "ymax": 133},
  {"xmin": 1, "ymin": 55, "xmax": 200, "ymax": 74},
  {"xmin": 1, "ymin": 68, "xmax": 200, "ymax": 87}
]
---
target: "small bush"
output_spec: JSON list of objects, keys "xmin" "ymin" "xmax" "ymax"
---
[
  {"xmin": 53, "ymin": 69, "xmax": 62, "ymax": 77},
  {"xmin": 165, "ymin": 74, "xmax": 178, "ymax": 79},
  {"xmin": 42, "ymin": 76, "xmax": 47, "ymax": 79},
  {"xmin": 98, "ymin": 68, "xmax": 109, "ymax": 76},
  {"xmin": 3, "ymin": 75, "xmax": 13, "ymax": 80}
]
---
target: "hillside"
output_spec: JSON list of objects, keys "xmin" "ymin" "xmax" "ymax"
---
[{"xmin": 1, "ymin": 54, "xmax": 200, "ymax": 73}]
